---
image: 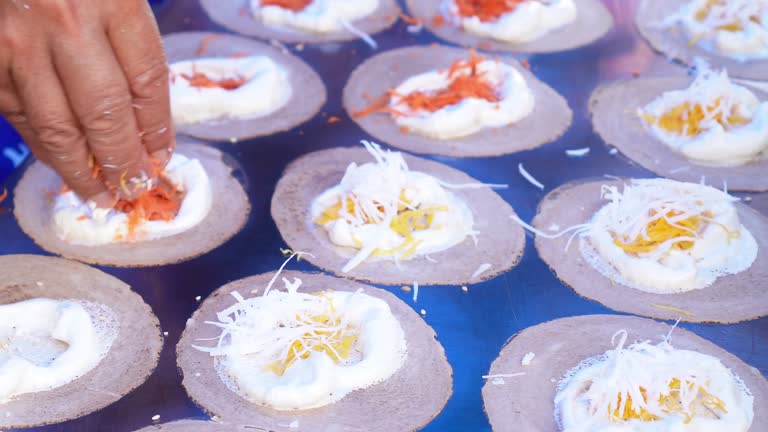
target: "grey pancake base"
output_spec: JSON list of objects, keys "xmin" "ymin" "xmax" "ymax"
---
[
  {"xmin": 164, "ymin": 32, "xmax": 326, "ymax": 142},
  {"xmin": 636, "ymin": 0, "xmax": 768, "ymax": 81},
  {"xmin": 271, "ymin": 147, "xmax": 526, "ymax": 285},
  {"xmin": 13, "ymin": 142, "xmax": 251, "ymax": 267},
  {"xmin": 177, "ymin": 271, "xmax": 453, "ymax": 432},
  {"xmin": 406, "ymin": 0, "xmax": 614, "ymax": 53},
  {"xmin": 133, "ymin": 419, "xmax": 244, "ymax": 432},
  {"xmin": 0, "ymin": 255, "xmax": 162, "ymax": 429},
  {"xmin": 343, "ymin": 45, "xmax": 572, "ymax": 158},
  {"xmin": 590, "ymin": 76, "xmax": 768, "ymax": 192},
  {"xmin": 531, "ymin": 179, "xmax": 768, "ymax": 323},
  {"xmin": 199, "ymin": 0, "xmax": 400, "ymax": 44},
  {"xmin": 482, "ymin": 314, "xmax": 768, "ymax": 432}
]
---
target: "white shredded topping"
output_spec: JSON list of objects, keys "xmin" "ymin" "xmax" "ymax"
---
[
  {"xmin": 483, "ymin": 372, "xmax": 526, "ymax": 379},
  {"xmin": 521, "ymin": 352, "xmax": 536, "ymax": 366},
  {"xmin": 555, "ymin": 329, "xmax": 755, "ymax": 430},
  {"xmin": 312, "ymin": 141, "xmax": 495, "ymax": 272},
  {"xmin": 518, "ymin": 163, "xmax": 545, "ymax": 190},
  {"xmin": 565, "ymin": 147, "xmax": 591, "ymax": 157},
  {"xmin": 412, "ymin": 281, "xmax": 419, "ymax": 303},
  {"xmin": 339, "ymin": 17, "xmax": 378, "ymax": 49},
  {"xmin": 471, "ymin": 263, "xmax": 492, "ymax": 280}
]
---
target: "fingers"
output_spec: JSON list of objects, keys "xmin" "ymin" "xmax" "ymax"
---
[
  {"xmin": 50, "ymin": 18, "xmax": 151, "ymax": 198},
  {"xmin": 9, "ymin": 52, "xmax": 113, "ymax": 207},
  {"xmin": 105, "ymin": 1, "xmax": 175, "ymax": 167}
]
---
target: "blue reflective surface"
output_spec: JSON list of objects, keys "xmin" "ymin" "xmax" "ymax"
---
[
  {"xmin": 1, "ymin": 1, "xmax": 766, "ymax": 431},
  {"xmin": 0, "ymin": 120, "xmax": 28, "ymax": 185}
]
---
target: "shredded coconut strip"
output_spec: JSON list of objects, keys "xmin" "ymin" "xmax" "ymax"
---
[
  {"xmin": 518, "ymin": 163, "xmax": 544, "ymax": 190},
  {"xmin": 565, "ymin": 147, "xmax": 591, "ymax": 157},
  {"xmin": 471, "ymin": 263, "xmax": 492, "ymax": 280},
  {"xmin": 339, "ymin": 17, "xmax": 377, "ymax": 49},
  {"xmin": 483, "ymin": 372, "xmax": 526, "ymax": 379}
]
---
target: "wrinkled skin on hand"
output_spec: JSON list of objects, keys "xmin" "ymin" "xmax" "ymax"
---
[{"xmin": 0, "ymin": 0, "xmax": 174, "ymax": 207}]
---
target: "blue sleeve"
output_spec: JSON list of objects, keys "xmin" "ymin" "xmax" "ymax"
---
[{"xmin": 0, "ymin": 118, "xmax": 30, "ymax": 184}]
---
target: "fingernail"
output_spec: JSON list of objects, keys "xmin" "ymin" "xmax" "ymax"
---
[
  {"xmin": 150, "ymin": 149, "xmax": 171, "ymax": 166},
  {"xmin": 91, "ymin": 191, "xmax": 116, "ymax": 209}
]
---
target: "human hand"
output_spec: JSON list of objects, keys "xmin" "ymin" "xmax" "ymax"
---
[{"xmin": 0, "ymin": 0, "xmax": 174, "ymax": 207}]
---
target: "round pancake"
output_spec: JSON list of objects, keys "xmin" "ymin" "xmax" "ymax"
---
[
  {"xmin": 590, "ymin": 76, "xmax": 768, "ymax": 192},
  {"xmin": 271, "ymin": 146, "xmax": 526, "ymax": 285},
  {"xmin": 134, "ymin": 419, "xmax": 242, "ymax": 432},
  {"xmin": 13, "ymin": 141, "xmax": 251, "ymax": 267},
  {"xmin": 531, "ymin": 179, "xmax": 768, "ymax": 323},
  {"xmin": 177, "ymin": 271, "xmax": 453, "ymax": 432},
  {"xmin": 343, "ymin": 45, "xmax": 572, "ymax": 157},
  {"xmin": 636, "ymin": 0, "xmax": 768, "ymax": 81},
  {"xmin": 164, "ymin": 32, "xmax": 326, "ymax": 141},
  {"xmin": 199, "ymin": 0, "xmax": 400, "ymax": 44},
  {"xmin": 406, "ymin": 0, "xmax": 614, "ymax": 53},
  {"xmin": 0, "ymin": 254, "xmax": 163, "ymax": 429},
  {"xmin": 482, "ymin": 314, "xmax": 768, "ymax": 432}
]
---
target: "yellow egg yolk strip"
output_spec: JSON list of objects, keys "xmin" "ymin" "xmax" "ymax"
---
[
  {"xmin": 695, "ymin": 0, "xmax": 761, "ymax": 32},
  {"xmin": 641, "ymin": 97, "xmax": 750, "ymax": 137},
  {"xmin": 265, "ymin": 292, "xmax": 359, "ymax": 376},
  {"xmin": 454, "ymin": 0, "xmax": 526, "ymax": 22},
  {"xmin": 352, "ymin": 51, "xmax": 501, "ymax": 119},
  {"xmin": 613, "ymin": 211, "xmax": 703, "ymax": 254},
  {"xmin": 315, "ymin": 193, "xmax": 449, "ymax": 259},
  {"xmin": 609, "ymin": 378, "xmax": 727, "ymax": 424}
]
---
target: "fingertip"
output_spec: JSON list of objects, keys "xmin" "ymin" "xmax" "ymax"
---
[
  {"xmin": 150, "ymin": 147, "xmax": 172, "ymax": 168},
  {"xmin": 89, "ymin": 190, "xmax": 117, "ymax": 209}
]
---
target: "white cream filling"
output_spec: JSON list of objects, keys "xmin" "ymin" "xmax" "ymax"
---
[
  {"xmin": 170, "ymin": 56, "xmax": 292, "ymax": 125},
  {"xmin": 0, "ymin": 298, "xmax": 118, "ymax": 403},
  {"xmin": 640, "ymin": 69, "xmax": 768, "ymax": 166},
  {"xmin": 443, "ymin": 0, "xmax": 577, "ymax": 43},
  {"xmin": 580, "ymin": 179, "xmax": 757, "ymax": 294},
  {"xmin": 390, "ymin": 60, "xmax": 535, "ymax": 140},
  {"xmin": 52, "ymin": 153, "xmax": 213, "ymax": 246},
  {"xmin": 197, "ymin": 276, "xmax": 407, "ymax": 411},
  {"xmin": 250, "ymin": 0, "xmax": 379, "ymax": 33},
  {"xmin": 555, "ymin": 331, "xmax": 754, "ymax": 432},
  {"xmin": 666, "ymin": 0, "xmax": 768, "ymax": 61},
  {"xmin": 310, "ymin": 142, "xmax": 476, "ymax": 272}
]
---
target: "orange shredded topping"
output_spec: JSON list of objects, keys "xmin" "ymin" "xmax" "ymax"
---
[
  {"xmin": 327, "ymin": 116, "xmax": 342, "ymax": 124},
  {"xmin": 399, "ymin": 12, "xmax": 423, "ymax": 25},
  {"xmin": 0, "ymin": 188, "xmax": 7, "ymax": 205},
  {"xmin": 77, "ymin": 215, "xmax": 88, "ymax": 221},
  {"xmin": 641, "ymin": 97, "xmax": 750, "ymax": 137},
  {"xmin": 261, "ymin": 0, "xmax": 313, "ymax": 12},
  {"xmin": 196, "ymin": 34, "xmax": 222, "ymax": 57},
  {"xmin": 394, "ymin": 52, "xmax": 499, "ymax": 113},
  {"xmin": 353, "ymin": 51, "xmax": 500, "ymax": 119},
  {"xmin": 432, "ymin": 14, "xmax": 446, "ymax": 27},
  {"xmin": 230, "ymin": 52, "xmax": 250, "ymax": 59},
  {"xmin": 113, "ymin": 179, "xmax": 184, "ymax": 238},
  {"xmin": 454, "ymin": 0, "xmax": 525, "ymax": 22},
  {"xmin": 180, "ymin": 68, "xmax": 248, "ymax": 91},
  {"xmin": 352, "ymin": 95, "xmax": 391, "ymax": 119}
]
